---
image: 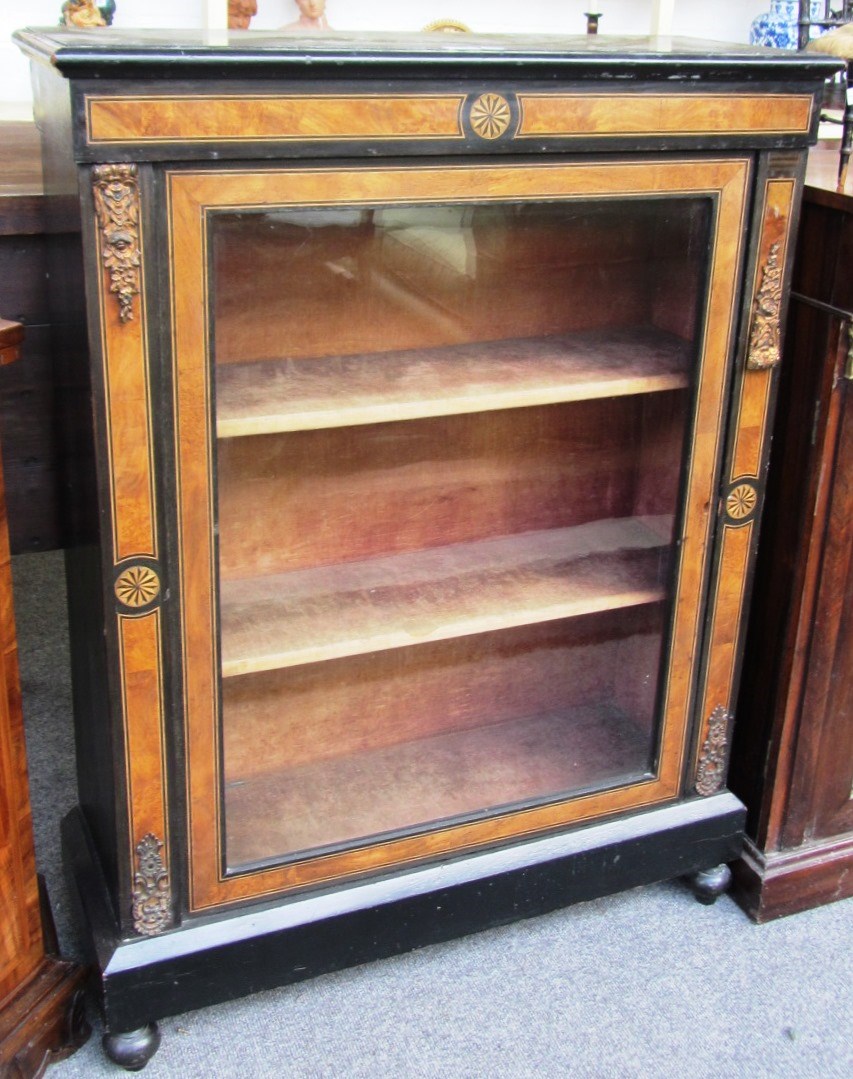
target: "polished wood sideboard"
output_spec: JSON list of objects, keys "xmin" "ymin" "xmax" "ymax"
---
[{"xmin": 730, "ymin": 146, "xmax": 853, "ymax": 921}]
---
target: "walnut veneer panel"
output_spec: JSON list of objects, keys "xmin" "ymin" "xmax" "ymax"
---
[
  {"xmin": 92, "ymin": 207, "xmax": 157, "ymax": 565},
  {"xmin": 87, "ymin": 94, "xmax": 466, "ymax": 144},
  {"xmin": 517, "ymin": 94, "xmax": 813, "ymax": 139},
  {"xmin": 84, "ymin": 91, "xmax": 813, "ymax": 146},
  {"xmin": 731, "ymin": 178, "xmax": 797, "ymax": 479}
]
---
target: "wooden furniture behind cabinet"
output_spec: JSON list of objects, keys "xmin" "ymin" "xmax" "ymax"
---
[
  {"xmin": 15, "ymin": 27, "xmax": 838, "ymax": 1070},
  {"xmin": 0, "ymin": 318, "xmax": 88, "ymax": 1078},
  {"xmin": 0, "ymin": 125, "xmax": 68, "ymax": 555},
  {"xmin": 730, "ymin": 147, "xmax": 853, "ymax": 921}
]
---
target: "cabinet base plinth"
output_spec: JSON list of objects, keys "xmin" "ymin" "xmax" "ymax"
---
[{"xmin": 63, "ymin": 795, "xmax": 745, "ymax": 1034}]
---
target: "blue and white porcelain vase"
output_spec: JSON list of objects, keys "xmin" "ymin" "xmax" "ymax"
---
[{"xmin": 750, "ymin": 1, "xmax": 826, "ymax": 49}]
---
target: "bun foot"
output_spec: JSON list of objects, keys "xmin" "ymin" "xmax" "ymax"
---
[
  {"xmin": 685, "ymin": 863, "xmax": 733, "ymax": 905},
  {"xmin": 102, "ymin": 1022, "xmax": 161, "ymax": 1071}
]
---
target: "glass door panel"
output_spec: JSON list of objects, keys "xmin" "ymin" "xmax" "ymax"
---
[{"xmin": 210, "ymin": 196, "xmax": 710, "ymax": 873}]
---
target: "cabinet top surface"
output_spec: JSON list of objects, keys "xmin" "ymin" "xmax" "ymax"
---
[{"xmin": 13, "ymin": 27, "xmax": 841, "ymax": 83}]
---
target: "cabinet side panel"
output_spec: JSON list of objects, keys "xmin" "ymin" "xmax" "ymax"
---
[{"xmin": 31, "ymin": 62, "xmax": 121, "ymax": 907}]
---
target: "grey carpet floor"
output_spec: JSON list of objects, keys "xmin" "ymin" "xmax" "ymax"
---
[{"xmin": 11, "ymin": 551, "xmax": 853, "ymax": 1079}]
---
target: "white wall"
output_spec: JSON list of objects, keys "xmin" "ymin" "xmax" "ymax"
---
[
  {"xmin": 1, "ymin": 0, "xmax": 770, "ymax": 121},
  {"xmin": 1, "ymin": 0, "xmax": 209, "ymax": 119}
]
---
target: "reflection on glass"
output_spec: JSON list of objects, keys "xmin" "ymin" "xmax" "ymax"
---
[{"xmin": 210, "ymin": 197, "xmax": 711, "ymax": 871}]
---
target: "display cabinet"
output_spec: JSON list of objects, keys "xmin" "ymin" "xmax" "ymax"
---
[{"xmin": 14, "ymin": 27, "xmax": 838, "ymax": 1069}]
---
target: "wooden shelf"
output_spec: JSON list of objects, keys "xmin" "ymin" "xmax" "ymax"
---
[
  {"xmin": 220, "ymin": 515, "xmax": 672, "ymax": 678},
  {"xmin": 224, "ymin": 703, "xmax": 652, "ymax": 868},
  {"xmin": 215, "ymin": 327, "xmax": 691, "ymax": 437}
]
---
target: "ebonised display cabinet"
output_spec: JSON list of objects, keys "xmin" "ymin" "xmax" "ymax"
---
[{"xmin": 14, "ymin": 27, "xmax": 839, "ymax": 1069}]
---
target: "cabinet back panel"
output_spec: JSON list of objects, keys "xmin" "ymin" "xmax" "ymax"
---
[
  {"xmin": 225, "ymin": 700, "xmax": 655, "ymax": 871},
  {"xmin": 216, "ymin": 396, "xmax": 669, "ymax": 579},
  {"xmin": 650, "ymin": 204, "xmax": 710, "ymax": 342},
  {"xmin": 211, "ymin": 200, "xmax": 704, "ymax": 365},
  {"xmin": 633, "ymin": 391, "xmax": 691, "ymax": 519},
  {"xmin": 221, "ymin": 604, "xmax": 666, "ymax": 868},
  {"xmin": 222, "ymin": 604, "xmax": 665, "ymax": 781}
]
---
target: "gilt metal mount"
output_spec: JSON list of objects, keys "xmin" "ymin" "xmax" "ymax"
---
[
  {"xmin": 131, "ymin": 832, "xmax": 171, "ymax": 936},
  {"xmin": 695, "ymin": 705, "xmax": 732, "ymax": 797},
  {"xmin": 92, "ymin": 163, "xmax": 141, "ymax": 324},
  {"xmin": 746, "ymin": 243, "xmax": 783, "ymax": 371}
]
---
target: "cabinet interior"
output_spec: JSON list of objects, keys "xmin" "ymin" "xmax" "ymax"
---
[{"xmin": 209, "ymin": 196, "xmax": 710, "ymax": 873}]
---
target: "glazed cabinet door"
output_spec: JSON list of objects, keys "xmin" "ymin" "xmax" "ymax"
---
[{"xmin": 166, "ymin": 158, "xmax": 756, "ymax": 912}]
